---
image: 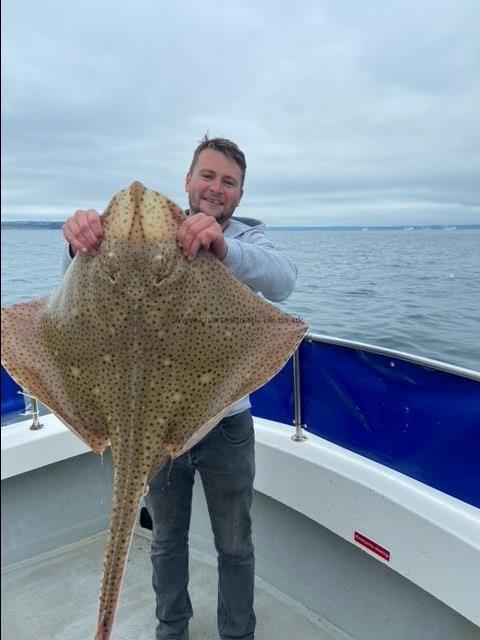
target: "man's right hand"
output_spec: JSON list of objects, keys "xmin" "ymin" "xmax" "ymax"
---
[{"xmin": 62, "ymin": 210, "xmax": 104, "ymax": 256}]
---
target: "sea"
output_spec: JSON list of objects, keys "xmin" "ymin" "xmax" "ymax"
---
[{"xmin": 1, "ymin": 226, "xmax": 479, "ymax": 372}]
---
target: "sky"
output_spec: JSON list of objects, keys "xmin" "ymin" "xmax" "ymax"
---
[{"xmin": 2, "ymin": 0, "xmax": 480, "ymax": 226}]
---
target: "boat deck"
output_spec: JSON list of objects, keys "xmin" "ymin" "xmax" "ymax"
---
[{"xmin": 1, "ymin": 528, "xmax": 338, "ymax": 640}]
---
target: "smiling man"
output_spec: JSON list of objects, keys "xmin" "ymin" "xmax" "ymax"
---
[
  {"xmin": 61, "ymin": 136, "xmax": 298, "ymax": 640},
  {"xmin": 177, "ymin": 144, "xmax": 244, "ymax": 262}
]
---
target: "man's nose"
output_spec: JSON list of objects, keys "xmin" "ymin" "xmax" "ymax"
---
[{"xmin": 208, "ymin": 177, "xmax": 224, "ymax": 193}]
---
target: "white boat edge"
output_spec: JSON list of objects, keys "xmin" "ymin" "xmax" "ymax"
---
[{"xmin": 2, "ymin": 411, "xmax": 479, "ymax": 628}]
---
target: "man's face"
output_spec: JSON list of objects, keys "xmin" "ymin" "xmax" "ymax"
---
[{"xmin": 185, "ymin": 148, "xmax": 244, "ymax": 228}]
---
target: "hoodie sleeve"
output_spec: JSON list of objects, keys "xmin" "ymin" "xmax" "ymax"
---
[
  {"xmin": 61, "ymin": 244, "xmax": 74, "ymax": 274},
  {"xmin": 221, "ymin": 226, "xmax": 297, "ymax": 302}
]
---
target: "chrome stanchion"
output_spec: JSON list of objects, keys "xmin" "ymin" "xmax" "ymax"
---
[
  {"xmin": 291, "ymin": 347, "xmax": 307, "ymax": 442},
  {"xmin": 18, "ymin": 391, "xmax": 44, "ymax": 430}
]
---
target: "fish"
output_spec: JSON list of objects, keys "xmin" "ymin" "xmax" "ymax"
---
[{"xmin": 0, "ymin": 181, "xmax": 308, "ymax": 639}]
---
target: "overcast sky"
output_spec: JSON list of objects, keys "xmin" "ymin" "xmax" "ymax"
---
[{"xmin": 2, "ymin": 0, "xmax": 480, "ymax": 225}]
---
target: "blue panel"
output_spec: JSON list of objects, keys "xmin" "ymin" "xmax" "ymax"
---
[
  {"xmin": 1, "ymin": 366, "xmax": 24, "ymax": 420},
  {"xmin": 299, "ymin": 340, "xmax": 480, "ymax": 508},
  {"xmin": 250, "ymin": 356, "xmax": 294, "ymax": 428}
]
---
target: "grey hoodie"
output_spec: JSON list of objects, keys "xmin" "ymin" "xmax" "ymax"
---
[{"xmin": 62, "ymin": 214, "xmax": 297, "ymax": 416}]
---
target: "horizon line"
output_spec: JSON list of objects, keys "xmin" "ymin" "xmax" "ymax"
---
[{"xmin": 2, "ymin": 220, "xmax": 480, "ymax": 230}]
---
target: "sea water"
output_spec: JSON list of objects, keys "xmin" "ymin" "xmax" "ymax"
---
[{"xmin": 2, "ymin": 227, "xmax": 479, "ymax": 371}]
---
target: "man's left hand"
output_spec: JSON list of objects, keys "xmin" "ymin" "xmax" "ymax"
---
[{"xmin": 176, "ymin": 213, "xmax": 228, "ymax": 261}]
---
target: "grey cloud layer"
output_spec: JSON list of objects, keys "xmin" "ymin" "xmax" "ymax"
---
[{"xmin": 2, "ymin": 0, "xmax": 479, "ymax": 224}]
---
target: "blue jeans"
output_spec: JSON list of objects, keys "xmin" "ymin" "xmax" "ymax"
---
[{"xmin": 144, "ymin": 409, "xmax": 256, "ymax": 640}]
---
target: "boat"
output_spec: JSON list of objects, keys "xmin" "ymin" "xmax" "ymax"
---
[{"xmin": 2, "ymin": 333, "xmax": 480, "ymax": 639}]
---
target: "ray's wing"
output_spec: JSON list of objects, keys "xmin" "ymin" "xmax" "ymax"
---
[
  {"xmin": 1, "ymin": 296, "xmax": 110, "ymax": 453},
  {"xmin": 141, "ymin": 248, "xmax": 308, "ymax": 459}
]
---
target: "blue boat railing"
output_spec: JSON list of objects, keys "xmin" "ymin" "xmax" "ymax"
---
[
  {"xmin": 2, "ymin": 333, "xmax": 480, "ymax": 508},
  {"xmin": 1, "ymin": 366, "xmax": 25, "ymax": 419},
  {"xmin": 250, "ymin": 334, "xmax": 480, "ymax": 509}
]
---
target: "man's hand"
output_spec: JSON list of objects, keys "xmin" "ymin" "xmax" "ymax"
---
[
  {"xmin": 62, "ymin": 210, "xmax": 104, "ymax": 256},
  {"xmin": 176, "ymin": 213, "xmax": 227, "ymax": 261}
]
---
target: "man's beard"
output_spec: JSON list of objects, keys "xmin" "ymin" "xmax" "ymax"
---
[{"xmin": 214, "ymin": 211, "xmax": 232, "ymax": 226}]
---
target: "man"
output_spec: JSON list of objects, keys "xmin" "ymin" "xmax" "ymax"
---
[{"xmin": 62, "ymin": 136, "xmax": 297, "ymax": 640}]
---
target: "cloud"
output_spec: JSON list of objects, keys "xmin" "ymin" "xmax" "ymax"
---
[{"xmin": 2, "ymin": 0, "xmax": 479, "ymax": 224}]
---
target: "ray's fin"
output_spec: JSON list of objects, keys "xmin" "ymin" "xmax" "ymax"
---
[{"xmin": 1, "ymin": 299, "xmax": 110, "ymax": 453}]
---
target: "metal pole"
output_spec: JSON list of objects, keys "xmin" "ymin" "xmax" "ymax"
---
[
  {"xmin": 291, "ymin": 347, "xmax": 307, "ymax": 442},
  {"xmin": 18, "ymin": 391, "xmax": 44, "ymax": 430},
  {"xmin": 29, "ymin": 397, "xmax": 44, "ymax": 430}
]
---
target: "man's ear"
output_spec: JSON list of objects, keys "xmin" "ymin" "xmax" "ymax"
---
[{"xmin": 185, "ymin": 173, "xmax": 191, "ymax": 192}]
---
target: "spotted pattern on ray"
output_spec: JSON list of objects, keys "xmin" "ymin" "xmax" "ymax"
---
[{"xmin": 1, "ymin": 181, "xmax": 308, "ymax": 639}]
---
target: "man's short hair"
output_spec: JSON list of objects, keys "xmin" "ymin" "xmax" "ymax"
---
[{"xmin": 189, "ymin": 135, "xmax": 247, "ymax": 187}]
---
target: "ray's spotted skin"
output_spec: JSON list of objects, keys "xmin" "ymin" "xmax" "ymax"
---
[{"xmin": 0, "ymin": 182, "xmax": 308, "ymax": 639}]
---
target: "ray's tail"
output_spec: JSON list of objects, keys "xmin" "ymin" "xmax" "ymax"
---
[{"xmin": 94, "ymin": 464, "xmax": 149, "ymax": 640}]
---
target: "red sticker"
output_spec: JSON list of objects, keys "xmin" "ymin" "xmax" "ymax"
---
[{"xmin": 354, "ymin": 531, "xmax": 390, "ymax": 561}]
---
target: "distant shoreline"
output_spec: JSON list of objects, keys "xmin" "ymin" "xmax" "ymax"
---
[
  {"xmin": 2, "ymin": 221, "xmax": 479, "ymax": 231},
  {"xmin": 2, "ymin": 221, "xmax": 64, "ymax": 230}
]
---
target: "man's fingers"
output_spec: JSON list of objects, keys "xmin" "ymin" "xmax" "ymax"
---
[
  {"xmin": 181, "ymin": 231, "xmax": 208, "ymax": 260},
  {"xmin": 77, "ymin": 211, "xmax": 103, "ymax": 249},
  {"xmin": 85, "ymin": 210, "xmax": 104, "ymax": 241},
  {"xmin": 63, "ymin": 220, "xmax": 86, "ymax": 253},
  {"xmin": 177, "ymin": 213, "xmax": 216, "ymax": 242},
  {"xmin": 186, "ymin": 236, "xmax": 203, "ymax": 261},
  {"xmin": 177, "ymin": 214, "xmax": 219, "ymax": 258},
  {"xmin": 63, "ymin": 209, "xmax": 103, "ymax": 255}
]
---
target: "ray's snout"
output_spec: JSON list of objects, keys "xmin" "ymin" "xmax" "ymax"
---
[
  {"xmin": 127, "ymin": 181, "xmax": 147, "ymax": 248},
  {"xmin": 101, "ymin": 181, "xmax": 184, "ymax": 246}
]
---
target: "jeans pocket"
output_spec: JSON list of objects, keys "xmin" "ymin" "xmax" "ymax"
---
[{"xmin": 221, "ymin": 411, "xmax": 254, "ymax": 445}]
